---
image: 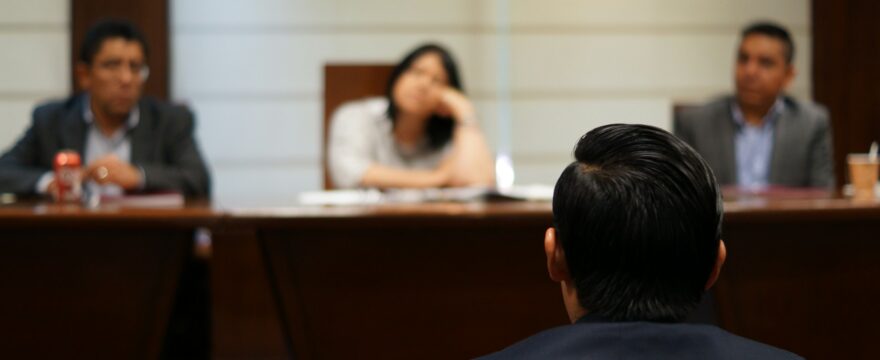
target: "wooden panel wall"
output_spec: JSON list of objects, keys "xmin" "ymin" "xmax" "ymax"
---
[{"xmin": 812, "ymin": 0, "xmax": 880, "ymax": 186}]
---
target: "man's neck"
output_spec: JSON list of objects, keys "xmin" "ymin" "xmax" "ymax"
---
[
  {"xmin": 90, "ymin": 101, "xmax": 126, "ymax": 137},
  {"xmin": 738, "ymin": 100, "xmax": 776, "ymax": 127},
  {"xmin": 562, "ymin": 281, "xmax": 588, "ymax": 323}
]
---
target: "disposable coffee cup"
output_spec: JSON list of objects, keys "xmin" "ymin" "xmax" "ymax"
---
[{"xmin": 847, "ymin": 154, "xmax": 879, "ymax": 200}]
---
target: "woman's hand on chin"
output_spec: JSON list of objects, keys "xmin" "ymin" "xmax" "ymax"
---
[{"xmin": 436, "ymin": 88, "xmax": 476, "ymax": 124}]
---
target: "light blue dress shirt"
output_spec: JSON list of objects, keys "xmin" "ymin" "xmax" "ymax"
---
[
  {"xmin": 82, "ymin": 94, "xmax": 140, "ymax": 196},
  {"xmin": 731, "ymin": 98, "xmax": 785, "ymax": 189}
]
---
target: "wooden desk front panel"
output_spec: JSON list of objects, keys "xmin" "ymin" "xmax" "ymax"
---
[
  {"xmin": 213, "ymin": 210, "xmax": 569, "ymax": 360},
  {"xmin": 213, "ymin": 199, "xmax": 880, "ymax": 360},
  {"xmin": 0, "ymin": 227, "xmax": 190, "ymax": 359},
  {"xmin": 0, "ymin": 204, "xmax": 218, "ymax": 359},
  {"xmin": 716, "ymin": 214, "xmax": 880, "ymax": 360}
]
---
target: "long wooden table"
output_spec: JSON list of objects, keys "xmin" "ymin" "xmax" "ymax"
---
[
  {"xmin": 1, "ymin": 196, "xmax": 878, "ymax": 359},
  {"xmin": 717, "ymin": 197, "xmax": 880, "ymax": 360},
  {"xmin": 212, "ymin": 196, "xmax": 880, "ymax": 360},
  {"xmin": 0, "ymin": 202, "xmax": 218, "ymax": 359},
  {"xmin": 212, "ymin": 202, "xmax": 564, "ymax": 359}
]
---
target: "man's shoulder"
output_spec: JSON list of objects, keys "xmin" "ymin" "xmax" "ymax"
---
[
  {"xmin": 140, "ymin": 97, "xmax": 193, "ymax": 119},
  {"xmin": 478, "ymin": 321, "xmax": 802, "ymax": 360},
  {"xmin": 32, "ymin": 95, "xmax": 81, "ymax": 125},
  {"xmin": 678, "ymin": 96, "xmax": 732, "ymax": 123},
  {"xmin": 674, "ymin": 96, "xmax": 733, "ymax": 138},
  {"xmin": 783, "ymin": 97, "xmax": 830, "ymax": 125},
  {"xmin": 137, "ymin": 97, "xmax": 195, "ymax": 131}
]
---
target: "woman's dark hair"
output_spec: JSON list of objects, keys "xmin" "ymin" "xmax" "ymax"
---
[
  {"xmin": 553, "ymin": 124, "xmax": 723, "ymax": 322},
  {"xmin": 80, "ymin": 19, "xmax": 150, "ymax": 65},
  {"xmin": 385, "ymin": 43, "xmax": 463, "ymax": 150}
]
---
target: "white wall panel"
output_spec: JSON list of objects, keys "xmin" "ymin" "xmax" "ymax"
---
[
  {"xmin": 173, "ymin": 0, "xmax": 484, "ymax": 28},
  {"xmin": 506, "ymin": 0, "xmax": 809, "ymax": 28},
  {"xmin": 172, "ymin": 33, "xmax": 495, "ymax": 96},
  {"xmin": 173, "ymin": 0, "xmax": 808, "ymax": 31},
  {"xmin": 212, "ymin": 166, "xmax": 320, "ymax": 207},
  {"xmin": 0, "ymin": 1, "xmax": 69, "ymax": 154},
  {"xmin": 510, "ymin": 34, "xmax": 811, "ymax": 98},
  {"xmin": 189, "ymin": 99, "xmax": 321, "ymax": 163},
  {"xmin": 0, "ymin": 34, "xmax": 69, "ymax": 94},
  {"xmin": 510, "ymin": 98, "xmax": 672, "ymax": 156},
  {"xmin": 173, "ymin": 32, "xmax": 810, "ymax": 102},
  {"xmin": 515, "ymin": 161, "xmax": 572, "ymax": 186},
  {"xmin": 0, "ymin": 0, "xmax": 68, "ymax": 25},
  {"xmin": 0, "ymin": 100, "xmax": 41, "ymax": 152}
]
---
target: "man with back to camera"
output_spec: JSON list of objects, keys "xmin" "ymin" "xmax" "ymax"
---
[
  {"xmin": 479, "ymin": 124, "xmax": 802, "ymax": 359},
  {"xmin": 675, "ymin": 21, "xmax": 833, "ymax": 190},
  {"xmin": 0, "ymin": 19, "xmax": 210, "ymax": 198}
]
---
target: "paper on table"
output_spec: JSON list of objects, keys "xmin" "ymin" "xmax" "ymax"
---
[
  {"xmin": 297, "ymin": 189, "xmax": 384, "ymax": 206},
  {"xmin": 296, "ymin": 185, "xmax": 554, "ymax": 206},
  {"xmin": 494, "ymin": 184, "xmax": 554, "ymax": 201}
]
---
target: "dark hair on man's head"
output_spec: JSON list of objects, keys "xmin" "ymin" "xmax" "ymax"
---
[
  {"xmin": 79, "ymin": 19, "xmax": 150, "ymax": 65},
  {"xmin": 552, "ymin": 124, "xmax": 723, "ymax": 322},
  {"xmin": 741, "ymin": 21, "xmax": 795, "ymax": 63},
  {"xmin": 386, "ymin": 43, "xmax": 463, "ymax": 150}
]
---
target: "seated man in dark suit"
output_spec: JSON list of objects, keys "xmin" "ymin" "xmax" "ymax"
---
[
  {"xmin": 675, "ymin": 22, "xmax": 833, "ymax": 189},
  {"xmin": 0, "ymin": 19, "xmax": 210, "ymax": 198},
  {"xmin": 480, "ymin": 124, "xmax": 801, "ymax": 359}
]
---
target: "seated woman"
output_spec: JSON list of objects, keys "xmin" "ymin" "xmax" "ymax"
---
[{"xmin": 328, "ymin": 43, "xmax": 495, "ymax": 189}]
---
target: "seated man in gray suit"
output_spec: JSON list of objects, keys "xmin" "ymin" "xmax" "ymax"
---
[
  {"xmin": 480, "ymin": 124, "xmax": 801, "ymax": 359},
  {"xmin": 675, "ymin": 22, "xmax": 833, "ymax": 189},
  {"xmin": 0, "ymin": 19, "xmax": 210, "ymax": 198}
]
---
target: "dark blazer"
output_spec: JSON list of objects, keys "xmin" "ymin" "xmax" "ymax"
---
[
  {"xmin": 0, "ymin": 94, "xmax": 211, "ymax": 197},
  {"xmin": 478, "ymin": 314, "xmax": 803, "ymax": 360},
  {"xmin": 674, "ymin": 96, "xmax": 834, "ymax": 188}
]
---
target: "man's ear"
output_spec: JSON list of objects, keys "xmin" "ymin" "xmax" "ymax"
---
[
  {"xmin": 782, "ymin": 64, "xmax": 797, "ymax": 89},
  {"xmin": 545, "ymin": 227, "xmax": 571, "ymax": 282},
  {"xmin": 705, "ymin": 240, "xmax": 727, "ymax": 290},
  {"xmin": 75, "ymin": 62, "xmax": 91, "ymax": 91}
]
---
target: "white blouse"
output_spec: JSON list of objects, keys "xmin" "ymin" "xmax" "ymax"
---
[{"xmin": 327, "ymin": 97, "xmax": 451, "ymax": 188}]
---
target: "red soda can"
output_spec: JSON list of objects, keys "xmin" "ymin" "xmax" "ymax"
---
[{"xmin": 53, "ymin": 150, "xmax": 82, "ymax": 202}]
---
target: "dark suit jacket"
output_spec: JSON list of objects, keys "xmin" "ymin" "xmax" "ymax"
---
[
  {"xmin": 674, "ymin": 96, "xmax": 834, "ymax": 188},
  {"xmin": 0, "ymin": 94, "xmax": 211, "ymax": 197},
  {"xmin": 478, "ymin": 314, "xmax": 802, "ymax": 360}
]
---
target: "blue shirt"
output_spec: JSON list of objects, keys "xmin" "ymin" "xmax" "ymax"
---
[
  {"xmin": 731, "ymin": 98, "xmax": 784, "ymax": 189},
  {"xmin": 82, "ymin": 94, "xmax": 140, "ymax": 196}
]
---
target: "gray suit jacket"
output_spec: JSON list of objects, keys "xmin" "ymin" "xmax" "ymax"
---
[
  {"xmin": 0, "ymin": 95, "xmax": 211, "ymax": 198},
  {"xmin": 674, "ymin": 96, "xmax": 834, "ymax": 188}
]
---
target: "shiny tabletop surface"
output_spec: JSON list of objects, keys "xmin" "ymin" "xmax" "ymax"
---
[
  {"xmin": 0, "ymin": 189, "xmax": 878, "ymax": 222},
  {"xmin": 0, "ymin": 189, "xmax": 880, "ymax": 223}
]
